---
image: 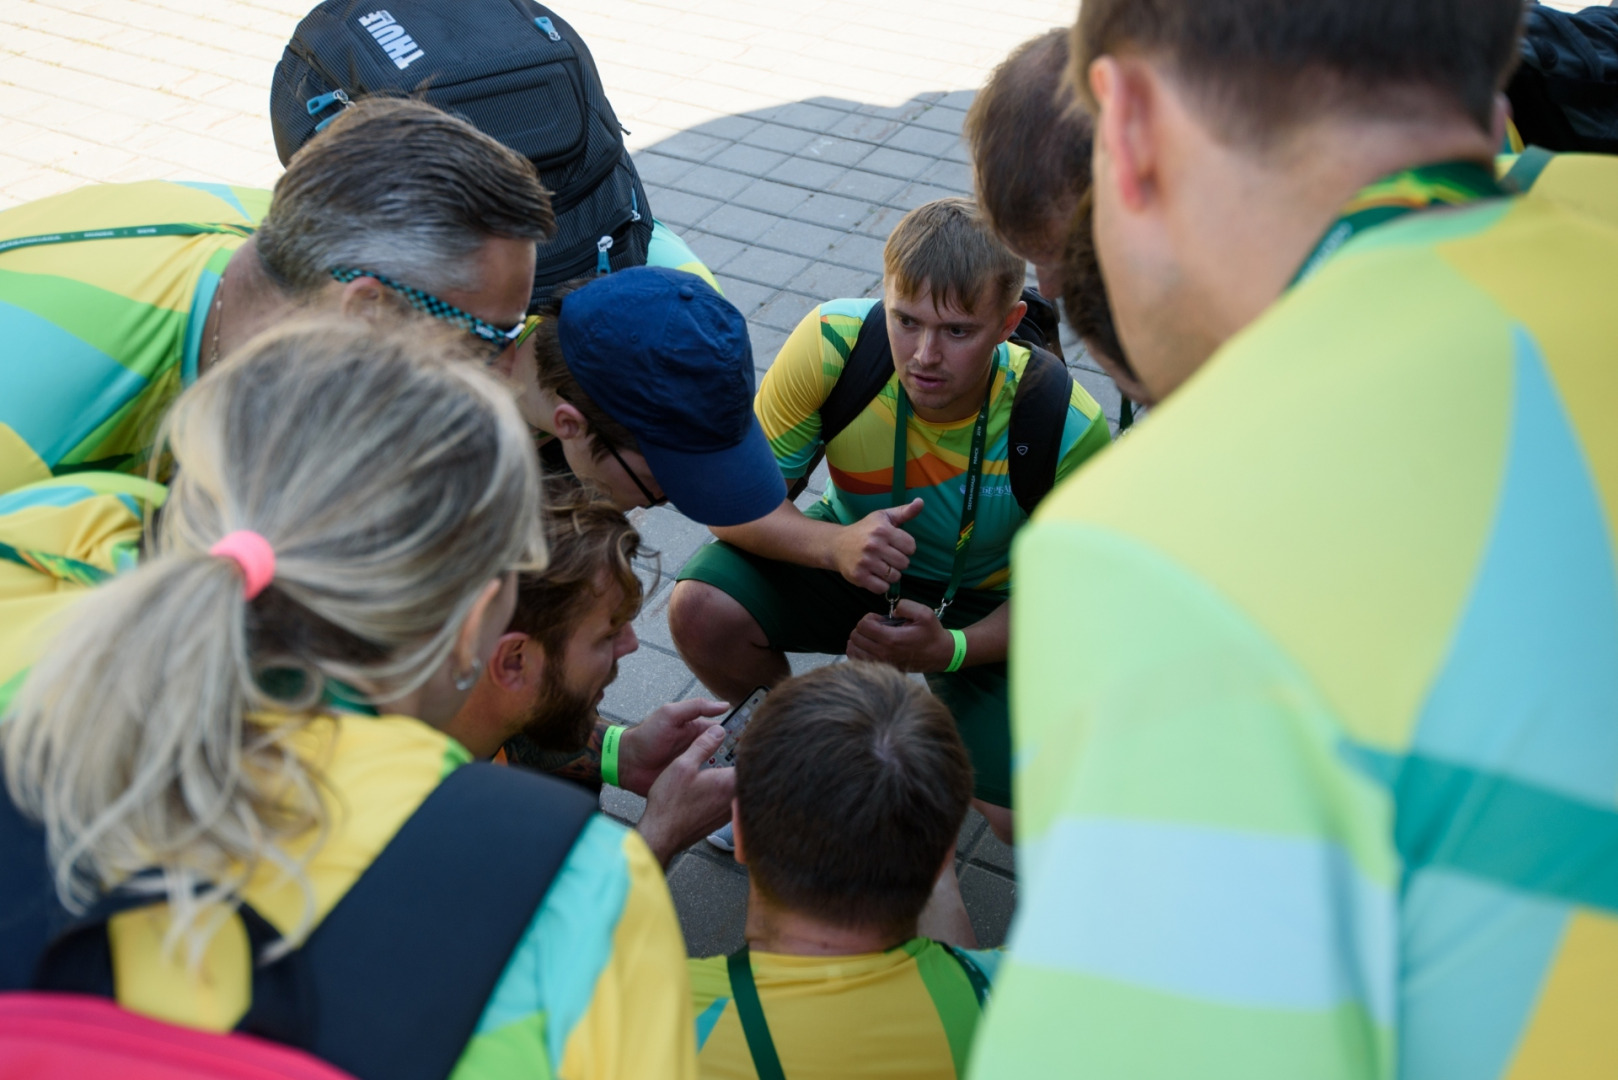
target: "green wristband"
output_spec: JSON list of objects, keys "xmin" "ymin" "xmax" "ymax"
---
[
  {"xmin": 601, "ymin": 724, "xmax": 626, "ymax": 788},
  {"xmin": 945, "ymin": 629, "xmax": 968, "ymax": 673}
]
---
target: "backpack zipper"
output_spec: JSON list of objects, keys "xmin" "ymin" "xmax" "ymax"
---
[
  {"xmin": 534, "ymin": 16, "xmax": 561, "ymax": 41},
  {"xmin": 596, "ymin": 235, "xmax": 613, "ymax": 276},
  {"xmin": 306, "ymin": 88, "xmax": 352, "ymax": 133}
]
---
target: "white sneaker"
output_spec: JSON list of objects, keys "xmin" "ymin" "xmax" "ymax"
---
[{"xmin": 707, "ymin": 822, "xmax": 735, "ymax": 853}]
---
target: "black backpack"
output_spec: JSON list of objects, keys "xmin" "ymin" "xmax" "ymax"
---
[
  {"xmin": 1507, "ymin": 4, "xmax": 1618, "ymax": 154},
  {"xmin": 0, "ymin": 762, "xmax": 596, "ymax": 1080},
  {"xmin": 271, "ymin": 0, "xmax": 653, "ymax": 305},
  {"xmin": 786, "ymin": 288, "xmax": 1077, "ymax": 519}
]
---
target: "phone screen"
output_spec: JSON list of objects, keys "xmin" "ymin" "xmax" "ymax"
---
[{"xmin": 702, "ymin": 686, "xmax": 768, "ymax": 770}]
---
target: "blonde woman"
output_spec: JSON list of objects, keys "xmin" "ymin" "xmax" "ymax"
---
[{"xmin": 0, "ymin": 318, "xmax": 696, "ymax": 1080}]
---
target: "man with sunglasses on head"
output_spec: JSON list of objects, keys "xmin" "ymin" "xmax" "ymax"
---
[
  {"xmin": 0, "ymin": 97, "xmax": 552, "ymax": 495},
  {"xmin": 517, "ymin": 267, "xmax": 787, "ymax": 528}
]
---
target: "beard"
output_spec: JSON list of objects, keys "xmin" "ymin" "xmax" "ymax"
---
[{"xmin": 516, "ymin": 659, "xmax": 617, "ymax": 753}]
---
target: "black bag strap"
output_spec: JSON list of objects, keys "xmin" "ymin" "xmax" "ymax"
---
[
  {"xmin": 1005, "ymin": 342, "xmax": 1074, "ymax": 518},
  {"xmin": 26, "ymin": 761, "xmax": 596, "ymax": 1080},
  {"xmin": 939, "ymin": 943, "xmax": 991, "ymax": 1009},
  {"xmin": 726, "ymin": 947, "xmax": 788, "ymax": 1080}
]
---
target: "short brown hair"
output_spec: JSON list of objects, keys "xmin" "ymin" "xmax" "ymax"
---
[
  {"xmin": 736, "ymin": 663, "xmax": 974, "ymax": 937},
  {"xmin": 533, "ymin": 279, "xmax": 640, "ymax": 460},
  {"xmin": 1072, "ymin": 0, "xmax": 1523, "ymax": 144},
  {"xmin": 1062, "ymin": 191, "xmax": 1127, "ymax": 368},
  {"xmin": 883, "ymin": 198, "xmax": 1024, "ymax": 317},
  {"xmin": 966, "ymin": 29, "xmax": 1093, "ymax": 249},
  {"xmin": 506, "ymin": 480, "xmax": 648, "ymax": 660},
  {"xmin": 257, "ymin": 97, "xmax": 555, "ymax": 296}
]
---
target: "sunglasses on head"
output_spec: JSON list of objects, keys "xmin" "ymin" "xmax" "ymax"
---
[{"xmin": 329, "ymin": 268, "xmax": 541, "ymax": 362}]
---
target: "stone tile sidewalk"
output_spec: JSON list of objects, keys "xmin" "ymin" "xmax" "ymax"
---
[{"xmin": 0, "ymin": 0, "xmax": 1152, "ymax": 952}]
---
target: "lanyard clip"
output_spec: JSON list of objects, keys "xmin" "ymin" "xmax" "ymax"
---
[{"xmin": 934, "ymin": 599, "xmax": 951, "ymax": 621}]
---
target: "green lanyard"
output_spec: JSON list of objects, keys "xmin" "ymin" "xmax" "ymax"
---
[
  {"xmin": 0, "ymin": 221, "xmax": 254, "ymax": 257},
  {"xmin": 727, "ymin": 948, "xmax": 788, "ymax": 1080},
  {"xmin": 888, "ymin": 353, "xmax": 1000, "ymax": 620},
  {"xmin": 1289, "ymin": 160, "xmax": 1504, "ymax": 288}
]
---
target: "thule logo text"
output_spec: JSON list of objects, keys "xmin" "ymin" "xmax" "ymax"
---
[{"xmin": 358, "ymin": 10, "xmax": 425, "ymax": 70}]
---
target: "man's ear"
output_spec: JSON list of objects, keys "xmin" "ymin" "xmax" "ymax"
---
[
  {"xmin": 552, "ymin": 400, "xmax": 588, "ymax": 442},
  {"xmin": 1091, "ymin": 55, "xmax": 1158, "ymax": 215},
  {"xmin": 489, "ymin": 632, "xmax": 542, "ymax": 693},
  {"xmin": 730, "ymin": 799, "xmax": 747, "ymax": 866},
  {"xmin": 997, "ymin": 299, "xmax": 1028, "ymax": 344},
  {"xmin": 336, "ymin": 275, "xmax": 388, "ymax": 321}
]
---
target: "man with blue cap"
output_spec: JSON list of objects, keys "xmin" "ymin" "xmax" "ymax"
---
[{"xmin": 519, "ymin": 267, "xmax": 786, "ymax": 527}]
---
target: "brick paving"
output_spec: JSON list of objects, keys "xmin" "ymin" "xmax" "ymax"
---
[{"xmin": 11, "ymin": 0, "xmax": 1566, "ymax": 953}]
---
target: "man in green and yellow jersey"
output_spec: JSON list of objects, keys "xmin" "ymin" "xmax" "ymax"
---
[
  {"xmin": 0, "ymin": 96, "xmax": 552, "ymax": 494},
  {"xmin": 690, "ymin": 662, "xmax": 995, "ymax": 1080},
  {"xmin": 669, "ymin": 199, "xmax": 1110, "ymax": 815},
  {"xmin": 974, "ymin": 1, "xmax": 1618, "ymax": 1078}
]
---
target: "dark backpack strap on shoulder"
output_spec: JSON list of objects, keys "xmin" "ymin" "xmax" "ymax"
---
[
  {"xmin": 254, "ymin": 761, "xmax": 597, "ymax": 1080},
  {"xmin": 1006, "ymin": 343, "xmax": 1075, "ymax": 518},
  {"xmin": 785, "ymin": 301, "xmax": 896, "ymax": 502}
]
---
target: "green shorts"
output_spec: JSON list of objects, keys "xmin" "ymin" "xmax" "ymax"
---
[{"xmin": 676, "ymin": 509, "xmax": 1013, "ymax": 807}]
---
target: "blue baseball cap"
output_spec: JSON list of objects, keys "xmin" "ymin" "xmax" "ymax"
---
[{"xmin": 557, "ymin": 267, "xmax": 786, "ymax": 526}]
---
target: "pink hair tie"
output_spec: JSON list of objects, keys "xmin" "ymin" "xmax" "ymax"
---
[{"xmin": 209, "ymin": 530, "xmax": 276, "ymax": 600}]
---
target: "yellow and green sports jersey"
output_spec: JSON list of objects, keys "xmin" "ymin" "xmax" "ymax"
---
[
  {"xmin": 757, "ymin": 299, "xmax": 1110, "ymax": 592},
  {"xmin": 0, "ymin": 181, "xmax": 269, "ymax": 494},
  {"xmin": 104, "ymin": 713, "xmax": 695, "ymax": 1080},
  {"xmin": 689, "ymin": 940, "xmax": 998, "ymax": 1079},
  {"xmin": 974, "ymin": 157, "xmax": 1618, "ymax": 1080},
  {"xmin": 0, "ymin": 472, "xmax": 156, "ymax": 714},
  {"xmin": 649, "ymin": 220, "xmax": 719, "ymax": 293}
]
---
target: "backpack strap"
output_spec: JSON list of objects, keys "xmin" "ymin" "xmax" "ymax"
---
[
  {"xmin": 939, "ymin": 944, "xmax": 991, "ymax": 1010},
  {"xmin": 1006, "ymin": 343, "xmax": 1075, "ymax": 518},
  {"xmin": 22, "ymin": 761, "xmax": 597, "ymax": 1080},
  {"xmin": 1502, "ymin": 146, "xmax": 1556, "ymax": 195}
]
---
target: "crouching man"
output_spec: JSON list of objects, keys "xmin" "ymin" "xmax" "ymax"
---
[
  {"xmin": 449, "ymin": 482, "xmax": 734, "ymax": 865},
  {"xmin": 690, "ymin": 662, "xmax": 995, "ymax": 1079},
  {"xmin": 668, "ymin": 198, "xmax": 1111, "ymax": 825}
]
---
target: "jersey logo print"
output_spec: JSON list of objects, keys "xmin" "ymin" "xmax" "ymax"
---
[{"xmin": 357, "ymin": 10, "xmax": 425, "ymax": 70}]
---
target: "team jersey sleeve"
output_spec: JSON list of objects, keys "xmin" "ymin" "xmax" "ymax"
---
[
  {"xmin": 753, "ymin": 305, "xmax": 840, "ymax": 481},
  {"xmin": 1051, "ymin": 381, "xmax": 1112, "ymax": 488},
  {"xmin": 970, "ymin": 521, "xmax": 1396, "ymax": 1080},
  {"xmin": 451, "ymin": 817, "xmax": 697, "ymax": 1080}
]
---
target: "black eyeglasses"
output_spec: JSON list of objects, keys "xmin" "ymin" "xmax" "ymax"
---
[
  {"xmin": 329, "ymin": 267, "xmax": 535, "ymax": 361},
  {"xmin": 603, "ymin": 441, "xmax": 667, "ymax": 508}
]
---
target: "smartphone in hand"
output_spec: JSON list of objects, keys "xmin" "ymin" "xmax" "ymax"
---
[{"xmin": 703, "ymin": 686, "xmax": 767, "ymax": 770}]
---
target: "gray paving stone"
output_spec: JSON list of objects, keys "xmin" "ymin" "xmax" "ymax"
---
[
  {"xmin": 825, "ymin": 168, "xmax": 908, "ymax": 205},
  {"xmin": 823, "ymin": 231, "xmax": 888, "ymax": 272},
  {"xmin": 912, "ymin": 103, "xmax": 970, "ymax": 134},
  {"xmin": 890, "ymin": 181, "xmax": 962, "ymax": 211},
  {"xmin": 787, "ymin": 260, "xmax": 882, "ymax": 301},
  {"xmin": 697, "ymin": 114, "xmax": 765, "ymax": 142},
  {"xmin": 827, "ymin": 110, "xmax": 904, "ymax": 143},
  {"xmin": 599, "ymin": 644, "xmax": 698, "ymax": 724},
  {"xmin": 797, "ymin": 134, "xmax": 875, "ymax": 169},
  {"xmin": 854, "ymin": 203, "xmax": 907, "ymax": 240},
  {"xmin": 748, "ymin": 326, "xmax": 794, "ymax": 367},
  {"xmin": 884, "ymin": 124, "xmax": 963, "ymax": 158},
  {"xmin": 764, "ymin": 156, "xmax": 846, "ymax": 191},
  {"xmin": 760, "ymin": 100, "xmax": 852, "ymax": 132},
  {"xmin": 740, "ymin": 122, "xmax": 821, "ymax": 155},
  {"xmin": 732, "ymin": 178, "xmax": 812, "ymax": 216},
  {"xmin": 698, "ymin": 202, "xmax": 784, "ymax": 244},
  {"xmin": 752, "ymin": 290, "xmax": 821, "ymax": 333},
  {"xmin": 714, "ymin": 275, "xmax": 777, "ymax": 318},
  {"xmin": 756, "ymin": 218, "xmax": 843, "ymax": 259},
  {"xmin": 959, "ymin": 864, "xmax": 1017, "ymax": 948},
  {"xmin": 668, "ymin": 851, "xmax": 751, "ymax": 958},
  {"xmin": 787, "ymin": 652, "xmax": 843, "ymax": 675},
  {"xmin": 937, "ymin": 89, "xmax": 977, "ymax": 111},
  {"xmin": 633, "ymin": 150, "xmax": 699, "ymax": 186},
  {"xmin": 858, "ymin": 97, "xmax": 937, "ymax": 124},
  {"xmin": 958, "ymin": 808, "xmax": 987, "ymax": 857},
  {"xmin": 918, "ymin": 158, "xmax": 974, "ymax": 192},
  {"xmin": 600, "ymin": 784, "xmax": 647, "ymax": 826},
  {"xmin": 679, "ymin": 230, "xmax": 748, "ymax": 273},
  {"xmin": 652, "ymin": 128, "xmax": 733, "ymax": 163},
  {"xmin": 644, "ymin": 186, "xmax": 723, "ymax": 229},
  {"xmin": 667, "ymin": 163, "xmax": 755, "ymax": 202},
  {"xmin": 790, "ymin": 192, "xmax": 874, "ymax": 230},
  {"xmin": 724, "ymin": 246, "xmax": 812, "ymax": 290},
  {"xmin": 970, "ymin": 828, "xmax": 1016, "ymax": 875},
  {"xmin": 630, "ymin": 504, "xmax": 716, "ymax": 572},
  {"xmin": 707, "ymin": 142, "xmax": 790, "ymax": 177},
  {"xmin": 860, "ymin": 145, "xmax": 937, "ymax": 181}
]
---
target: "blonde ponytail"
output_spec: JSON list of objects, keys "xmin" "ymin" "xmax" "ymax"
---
[{"xmin": 3, "ymin": 315, "xmax": 544, "ymax": 956}]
